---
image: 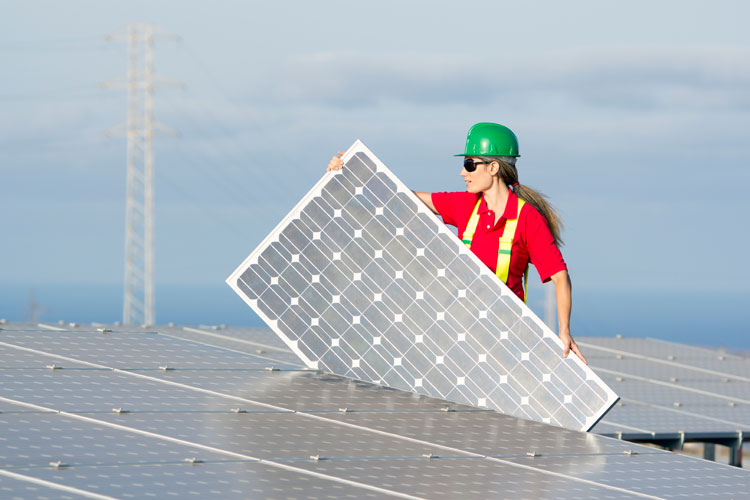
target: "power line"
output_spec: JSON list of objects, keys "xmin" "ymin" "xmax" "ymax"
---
[
  {"xmin": 157, "ymin": 93, "xmax": 288, "ymax": 201},
  {"xmin": 0, "ymin": 36, "xmax": 118, "ymax": 52},
  {"xmin": 0, "ymin": 88, "xmax": 119, "ymax": 102},
  {"xmin": 172, "ymin": 41, "xmax": 311, "ymax": 180},
  {"xmin": 153, "ymin": 162, "xmax": 251, "ymax": 236},
  {"xmin": 160, "ymin": 133, "xmax": 276, "ymax": 209}
]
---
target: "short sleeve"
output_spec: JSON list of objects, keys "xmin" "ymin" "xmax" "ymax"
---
[
  {"xmin": 522, "ymin": 206, "xmax": 567, "ymax": 282},
  {"xmin": 431, "ymin": 191, "xmax": 477, "ymax": 229}
]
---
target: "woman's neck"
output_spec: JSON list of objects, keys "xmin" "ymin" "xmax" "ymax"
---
[{"xmin": 482, "ymin": 179, "xmax": 510, "ymax": 216}]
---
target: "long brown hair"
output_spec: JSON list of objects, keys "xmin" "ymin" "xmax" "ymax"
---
[{"xmin": 481, "ymin": 156, "xmax": 564, "ymax": 247}]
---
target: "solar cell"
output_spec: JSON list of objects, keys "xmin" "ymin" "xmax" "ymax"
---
[{"xmin": 228, "ymin": 141, "xmax": 618, "ymax": 431}]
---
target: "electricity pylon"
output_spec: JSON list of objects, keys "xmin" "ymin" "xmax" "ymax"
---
[{"xmin": 103, "ymin": 24, "xmax": 181, "ymax": 326}]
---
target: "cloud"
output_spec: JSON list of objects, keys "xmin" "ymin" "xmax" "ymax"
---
[
  {"xmin": 269, "ymin": 52, "xmax": 500, "ymax": 107},
  {"xmin": 262, "ymin": 47, "xmax": 750, "ymax": 112}
]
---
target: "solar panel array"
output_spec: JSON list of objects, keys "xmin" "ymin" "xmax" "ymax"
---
[
  {"xmin": 227, "ymin": 140, "xmax": 618, "ymax": 432},
  {"xmin": 1, "ymin": 322, "xmax": 749, "ymax": 499},
  {"xmin": 163, "ymin": 326, "xmax": 750, "ymax": 462},
  {"xmin": 583, "ymin": 336, "xmax": 750, "ymax": 459}
]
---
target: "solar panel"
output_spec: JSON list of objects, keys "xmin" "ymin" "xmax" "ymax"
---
[
  {"xmin": 596, "ymin": 400, "xmax": 743, "ymax": 434},
  {"xmin": 160, "ymin": 326, "xmax": 303, "ymax": 365},
  {"xmin": 581, "ymin": 337, "xmax": 750, "ymax": 378},
  {"xmin": 500, "ymin": 453, "xmax": 750, "ymax": 497},
  {"xmin": 582, "ymin": 337, "xmax": 750, "ymax": 444},
  {"xmin": 288, "ymin": 457, "xmax": 641, "ymax": 499},
  {"xmin": 2, "ymin": 323, "xmax": 749, "ymax": 499},
  {"xmin": 227, "ymin": 140, "xmax": 618, "ymax": 431},
  {"xmin": 4, "ymin": 462, "xmax": 387, "ymax": 500}
]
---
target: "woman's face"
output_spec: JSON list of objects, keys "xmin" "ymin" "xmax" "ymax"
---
[{"xmin": 461, "ymin": 157, "xmax": 495, "ymax": 193}]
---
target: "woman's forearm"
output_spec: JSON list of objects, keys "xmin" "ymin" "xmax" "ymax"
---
[
  {"xmin": 551, "ymin": 270, "xmax": 571, "ymax": 334},
  {"xmin": 549, "ymin": 270, "xmax": 586, "ymax": 363}
]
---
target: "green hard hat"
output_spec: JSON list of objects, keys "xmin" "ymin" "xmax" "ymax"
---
[{"xmin": 455, "ymin": 122, "xmax": 520, "ymax": 157}]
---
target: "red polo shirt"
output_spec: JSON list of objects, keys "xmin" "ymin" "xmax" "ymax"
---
[{"xmin": 431, "ymin": 191, "xmax": 567, "ymax": 301}]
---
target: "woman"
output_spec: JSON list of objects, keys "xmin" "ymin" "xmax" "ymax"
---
[{"xmin": 328, "ymin": 122, "xmax": 586, "ymax": 363}]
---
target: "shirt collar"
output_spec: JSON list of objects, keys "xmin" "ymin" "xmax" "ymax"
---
[{"xmin": 477, "ymin": 191, "xmax": 519, "ymax": 220}]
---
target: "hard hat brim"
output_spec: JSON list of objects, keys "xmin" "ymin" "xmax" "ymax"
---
[{"xmin": 453, "ymin": 153, "xmax": 521, "ymax": 157}]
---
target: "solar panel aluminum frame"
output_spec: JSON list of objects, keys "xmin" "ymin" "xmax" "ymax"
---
[{"xmin": 227, "ymin": 140, "xmax": 619, "ymax": 431}]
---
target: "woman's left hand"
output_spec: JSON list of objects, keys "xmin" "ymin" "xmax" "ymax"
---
[
  {"xmin": 559, "ymin": 330, "xmax": 587, "ymax": 364},
  {"xmin": 326, "ymin": 151, "xmax": 346, "ymax": 172}
]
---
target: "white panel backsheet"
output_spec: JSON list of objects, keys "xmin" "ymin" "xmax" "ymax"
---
[{"xmin": 227, "ymin": 141, "xmax": 618, "ymax": 431}]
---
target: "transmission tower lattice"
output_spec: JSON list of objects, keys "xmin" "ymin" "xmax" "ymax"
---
[{"xmin": 104, "ymin": 24, "xmax": 181, "ymax": 326}]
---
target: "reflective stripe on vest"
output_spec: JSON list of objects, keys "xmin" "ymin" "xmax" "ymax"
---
[{"xmin": 461, "ymin": 197, "xmax": 529, "ymax": 301}]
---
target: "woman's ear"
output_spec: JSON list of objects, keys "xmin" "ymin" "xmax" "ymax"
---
[{"xmin": 489, "ymin": 160, "xmax": 500, "ymax": 176}]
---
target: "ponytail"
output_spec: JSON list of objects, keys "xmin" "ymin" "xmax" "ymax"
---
[
  {"xmin": 514, "ymin": 183, "xmax": 564, "ymax": 247},
  {"xmin": 481, "ymin": 157, "xmax": 565, "ymax": 247}
]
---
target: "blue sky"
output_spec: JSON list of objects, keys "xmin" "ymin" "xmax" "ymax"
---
[{"xmin": 1, "ymin": 1, "xmax": 749, "ymax": 340}]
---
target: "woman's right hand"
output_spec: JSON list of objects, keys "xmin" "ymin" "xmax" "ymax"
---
[{"xmin": 326, "ymin": 151, "xmax": 346, "ymax": 172}]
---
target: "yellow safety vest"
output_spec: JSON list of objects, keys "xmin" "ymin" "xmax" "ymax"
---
[{"xmin": 461, "ymin": 197, "xmax": 529, "ymax": 301}]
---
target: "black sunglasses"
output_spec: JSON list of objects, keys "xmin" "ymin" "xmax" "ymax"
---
[{"xmin": 463, "ymin": 158, "xmax": 491, "ymax": 172}]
